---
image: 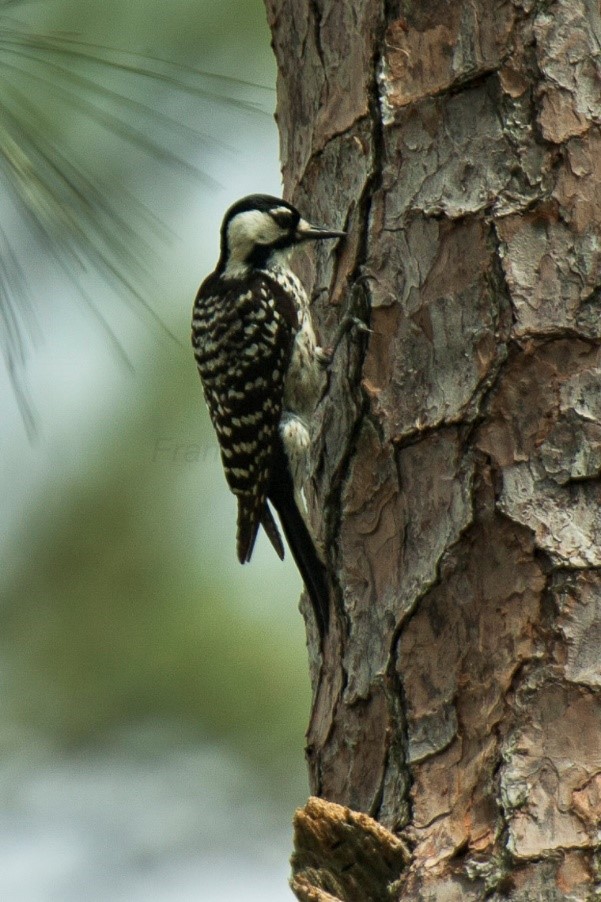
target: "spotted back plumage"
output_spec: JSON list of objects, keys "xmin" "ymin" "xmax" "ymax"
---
[{"xmin": 192, "ymin": 269, "xmax": 298, "ymax": 563}]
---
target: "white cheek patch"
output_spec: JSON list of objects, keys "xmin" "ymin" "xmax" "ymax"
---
[{"xmin": 227, "ymin": 210, "xmax": 284, "ymax": 260}]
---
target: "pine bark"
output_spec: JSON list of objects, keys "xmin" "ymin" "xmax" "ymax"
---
[{"xmin": 265, "ymin": 1, "xmax": 601, "ymax": 898}]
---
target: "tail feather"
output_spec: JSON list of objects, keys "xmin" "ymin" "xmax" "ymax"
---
[
  {"xmin": 261, "ymin": 506, "xmax": 285, "ymax": 560},
  {"xmin": 236, "ymin": 449, "xmax": 330, "ymax": 638},
  {"xmin": 271, "ymin": 491, "xmax": 330, "ymax": 637},
  {"xmin": 237, "ymin": 495, "xmax": 285, "ymax": 564},
  {"xmin": 268, "ymin": 447, "xmax": 330, "ymax": 637},
  {"xmin": 236, "ymin": 496, "xmax": 260, "ymax": 564}
]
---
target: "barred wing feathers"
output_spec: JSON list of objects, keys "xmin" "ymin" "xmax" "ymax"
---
[{"xmin": 192, "ymin": 271, "xmax": 296, "ymax": 564}]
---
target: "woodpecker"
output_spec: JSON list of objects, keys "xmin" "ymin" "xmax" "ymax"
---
[{"xmin": 192, "ymin": 194, "xmax": 345, "ymax": 637}]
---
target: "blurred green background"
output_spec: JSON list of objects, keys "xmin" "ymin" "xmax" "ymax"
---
[{"xmin": 1, "ymin": 1, "xmax": 311, "ymax": 898}]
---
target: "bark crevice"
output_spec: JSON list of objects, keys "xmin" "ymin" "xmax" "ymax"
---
[{"xmin": 265, "ymin": 0, "xmax": 601, "ymax": 896}]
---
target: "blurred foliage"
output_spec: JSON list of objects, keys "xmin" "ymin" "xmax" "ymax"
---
[
  {"xmin": 1, "ymin": 0, "xmax": 313, "ymax": 805},
  {"xmin": 2, "ymin": 352, "xmax": 311, "ymax": 793},
  {"xmin": 0, "ymin": 0, "xmax": 274, "ymax": 430}
]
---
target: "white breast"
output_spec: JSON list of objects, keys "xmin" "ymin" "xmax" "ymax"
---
[{"xmin": 268, "ymin": 267, "xmax": 324, "ymax": 416}]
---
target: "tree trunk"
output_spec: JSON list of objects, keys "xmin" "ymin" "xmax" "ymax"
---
[{"xmin": 265, "ymin": 0, "xmax": 601, "ymax": 898}]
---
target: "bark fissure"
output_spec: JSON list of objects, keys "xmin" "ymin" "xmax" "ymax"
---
[{"xmin": 266, "ymin": 0, "xmax": 601, "ymax": 897}]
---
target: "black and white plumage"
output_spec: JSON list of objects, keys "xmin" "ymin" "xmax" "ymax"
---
[{"xmin": 192, "ymin": 194, "xmax": 345, "ymax": 636}]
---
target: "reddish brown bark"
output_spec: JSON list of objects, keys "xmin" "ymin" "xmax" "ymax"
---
[{"xmin": 265, "ymin": 0, "xmax": 601, "ymax": 897}]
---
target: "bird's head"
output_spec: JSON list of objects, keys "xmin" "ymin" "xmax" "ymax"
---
[{"xmin": 217, "ymin": 194, "xmax": 345, "ymax": 277}]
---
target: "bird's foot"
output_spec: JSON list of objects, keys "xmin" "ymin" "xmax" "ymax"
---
[{"xmin": 320, "ymin": 315, "xmax": 371, "ymax": 365}]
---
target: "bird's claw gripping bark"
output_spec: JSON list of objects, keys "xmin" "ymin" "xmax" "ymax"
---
[{"xmin": 320, "ymin": 315, "xmax": 371, "ymax": 366}]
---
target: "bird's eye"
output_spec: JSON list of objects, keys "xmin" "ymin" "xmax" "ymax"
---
[{"xmin": 270, "ymin": 210, "xmax": 296, "ymax": 229}]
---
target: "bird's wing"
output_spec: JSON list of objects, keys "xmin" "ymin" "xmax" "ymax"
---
[{"xmin": 192, "ymin": 271, "xmax": 296, "ymax": 563}]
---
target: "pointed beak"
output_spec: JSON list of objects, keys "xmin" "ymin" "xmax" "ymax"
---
[{"xmin": 295, "ymin": 218, "xmax": 346, "ymax": 242}]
